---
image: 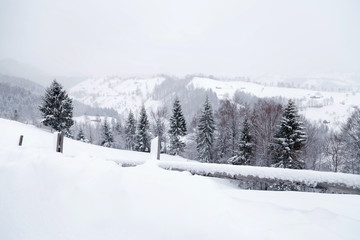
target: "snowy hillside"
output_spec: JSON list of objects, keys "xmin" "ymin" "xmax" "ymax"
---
[
  {"xmin": 251, "ymin": 73, "xmax": 360, "ymax": 91},
  {"xmin": 70, "ymin": 75, "xmax": 360, "ymax": 129},
  {"xmin": 188, "ymin": 77, "xmax": 360, "ymax": 128},
  {"xmin": 1, "ymin": 118, "xmax": 360, "ymax": 240},
  {"xmin": 69, "ymin": 77, "xmax": 165, "ymax": 117}
]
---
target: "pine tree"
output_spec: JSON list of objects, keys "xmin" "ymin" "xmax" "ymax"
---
[
  {"xmin": 196, "ymin": 97, "xmax": 216, "ymax": 162},
  {"xmin": 76, "ymin": 128, "xmax": 89, "ymax": 143},
  {"xmin": 135, "ymin": 106, "xmax": 150, "ymax": 152},
  {"xmin": 230, "ymin": 117, "xmax": 253, "ymax": 165},
  {"xmin": 39, "ymin": 80, "xmax": 74, "ymax": 136},
  {"xmin": 100, "ymin": 119, "xmax": 114, "ymax": 147},
  {"xmin": 168, "ymin": 98, "xmax": 187, "ymax": 155},
  {"xmin": 271, "ymin": 100, "xmax": 307, "ymax": 169},
  {"xmin": 125, "ymin": 111, "xmax": 136, "ymax": 150}
]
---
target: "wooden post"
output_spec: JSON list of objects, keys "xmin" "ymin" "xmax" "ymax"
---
[
  {"xmin": 18, "ymin": 135, "xmax": 23, "ymax": 146},
  {"xmin": 157, "ymin": 135, "xmax": 161, "ymax": 160},
  {"xmin": 56, "ymin": 131, "xmax": 65, "ymax": 153}
]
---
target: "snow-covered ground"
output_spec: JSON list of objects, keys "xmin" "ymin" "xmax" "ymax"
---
[{"xmin": 1, "ymin": 118, "xmax": 359, "ymax": 240}]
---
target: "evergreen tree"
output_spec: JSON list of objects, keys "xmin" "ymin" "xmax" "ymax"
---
[
  {"xmin": 271, "ymin": 100, "xmax": 307, "ymax": 169},
  {"xmin": 168, "ymin": 98, "xmax": 187, "ymax": 155},
  {"xmin": 135, "ymin": 106, "xmax": 150, "ymax": 152},
  {"xmin": 100, "ymin": 119, "xmax": 114, "ymax": 147},
  {"xmin": 229, "ymin": 117, "xmax": 253, "ymax": 165},
  {"xmin": 39, "ymin": 80, "xmax": 74, "ymax": 136},
  {"xmin": 196, "ymin": 97, "xmax": 216, "ymax": 162},
  {"xmin": 125, "ymin": 111, "xmax": 137, "ymax": 150},
  {"xmin": 76, "ymin": 128, "xmax": 89, "ymax": 143}
]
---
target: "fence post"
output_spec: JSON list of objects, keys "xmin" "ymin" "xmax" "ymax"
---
[
  {"xmin": 157, "ymin": 135, "xmax": 161, "ymax": 160},
  {"xmin": 56, "ymin": 131, "xmax": 65, "ymax": 153},
  {"xmin": 18, "ymin": 135, "xmax": 23, "ymax": 146}
]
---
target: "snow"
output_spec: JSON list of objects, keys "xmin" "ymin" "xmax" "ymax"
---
[{"xmin": 1, "ymin": 118, "xmax": 360, "ymax": 240}]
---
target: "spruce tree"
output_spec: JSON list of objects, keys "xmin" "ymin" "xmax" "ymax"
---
[
  {"xmin": 135, "ymin": 106, "xmax": 150, "ymax": 152},
  {"xmin": 125, "ymin": 111, "xmax": 136, "ymax": 150},
  {"xmin": 168, "ymin": 98, "xmax": 187, "ymax": 155},
  {"xmin": 100, "ymin": 119, "xmax": 114, "ymax": 147},
  {"xmin": 271, "ymin": 100, "xmax": 307, "ymax": 169},
  {"xmin": 76, "ymin": 128, "xmax": 89, "ymax": 143},
  {"xmin": 230, "ymin": 117, "xmax": 253, "ymax": 165},
  {"xmin": 39, "ymin": 80, "xmax": 74, "ymax": 136},
  {"xmin": 196, "ymin": 97, "xmax": 216, "ymax": 162}
]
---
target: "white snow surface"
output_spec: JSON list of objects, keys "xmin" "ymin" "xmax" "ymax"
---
[{"xmin": 1, "ymin": 118, "xmax": 360, "ymax": 240}]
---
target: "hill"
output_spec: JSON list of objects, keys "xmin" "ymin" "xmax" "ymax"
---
[
  {"xmin": 70, "ymin": 75, "xmax": 360, "ymax": 129},
  {"xmin": 0, "ymin": 58, "xmax": 85, "ymax": 88}
]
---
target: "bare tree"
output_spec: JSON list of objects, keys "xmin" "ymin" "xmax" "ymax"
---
[
  {"xmin": 214, "ymin": 99, "xmax": 240, "ymax": 161},
  {"xmin": 251, "ymin": 99, "xmax": 282, "ymax": 166},
  {"xmin": 341, "ymin": 107, "xmax": 360, "ymax": 174},
  {"xmin": 150, "ymin": 106, "xmax": 168, "ymax": 153},
  {"xmin": 325, "ymin": 132, "xmax": 344, "ymax": 172},
  {"xmin": 302, "ymin": 119, "xmax": 328, "ymax": 171}
]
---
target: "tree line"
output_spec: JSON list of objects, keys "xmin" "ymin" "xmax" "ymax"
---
[{"xmin": 39, "ymin": 80, "xmax": 360, "ymax": 174}]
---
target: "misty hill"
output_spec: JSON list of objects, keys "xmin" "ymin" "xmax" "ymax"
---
[
  {"xmin": 251, "ymin": 73, "xmax": 360, "ymax": 92},
  {"xmin": 0, "ymin": 58, "xmax": 86, "ymax": 88},
  {"xmin": 0, "ymin": 74, "xmax": 45, "ymax": 95}
]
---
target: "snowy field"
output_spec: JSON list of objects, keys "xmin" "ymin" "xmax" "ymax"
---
[{"xmin": 1, "ymin": 118, "xmax": 360, "ymax": 240}]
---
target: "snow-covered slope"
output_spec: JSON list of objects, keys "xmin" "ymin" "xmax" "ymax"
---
[
  {"xmin": 1, "ymin": 118, "xmax": 360, "ymax": 239},
  {"xmin": 69, "ymin": 77, "xmax": 165, "ymax": 117},
  {"xmin": 187, "ymin": 77, "xmax": 360, "ymax": 128}
]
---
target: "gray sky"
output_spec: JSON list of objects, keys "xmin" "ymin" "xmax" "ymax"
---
[{"xmin": 0, "ymin": 0, "xmax": 359, "ymax": 77}]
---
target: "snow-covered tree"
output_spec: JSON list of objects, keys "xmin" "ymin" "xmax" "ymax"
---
[
  {"xmin": 39, "ymin": 80, "xmax": 74, "ymax": 136},
  {"xmin": 271, "ymin": 100, "xmax": 307, "ymax": 169},
  {"xmin": 229, "ymin": 117, "xmax": 254, "ymax": 165},
  {"xmin": 100, "ymin": 119, "xmax": 114, "ymax": 148},
  {"xmin": 76, "ymin": 128, "xmax": 89, "ymax": 143},
  {"xmin": 135, "ymin": 106, "xmax": 150, "ymax": 152},
  {"xmin": 196, "ymin": 97, "xmax": 216, "ymax": 162},
  {"xmin": 168, "ymin": 98, "xmax": 187, "ymax": 155},
  {"xmin": 125, "ymin": 111, "xmax": 136, "ymax": 150}
]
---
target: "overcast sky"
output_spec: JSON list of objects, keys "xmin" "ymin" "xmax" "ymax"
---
[{"xmin": 0, "ymin": 0, "xmax": 359, "ymax": 77}]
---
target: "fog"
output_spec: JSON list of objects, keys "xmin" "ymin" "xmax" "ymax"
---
[{"xmin": 0, "ymin": 0, "xmax": 359, "ymax": 77}]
